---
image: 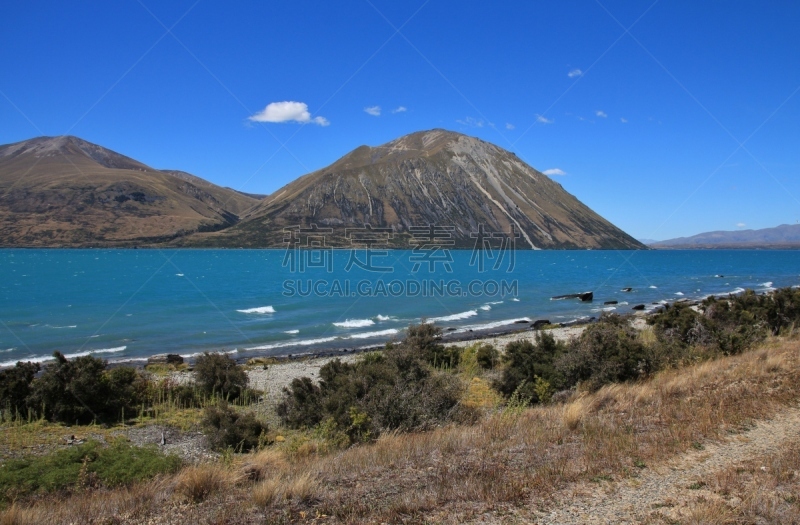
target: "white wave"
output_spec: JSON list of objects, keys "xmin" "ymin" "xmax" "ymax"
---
[
  {"xmin": 511, "ymin": 298, "xmax": 520, "ymax": 302},
  {"xmin": 349, "ymin": 329, "xmax": 399, "ymax": 339},
  {"xmin": 89, "ymin": 335, "xmax": 100, "ymax": 338},
  {"xmin": 761, "ymin": 281, "xmax": 773, "ymax": 288},
  {"xmin": 111, "ymin": 357, "xmax": 150, "ymax": 364},
  {"xmin": 428, "ymin": 310, "xmax": 479, "ymax": 323},
  {"xmin": 50, "ymin": 325, "xmax": 77, "ymax": 329},
  {"xmin": 454, "ymin": 318, "xmax": 530, "ymax": 333},
  {"xmin": 181, "ymin": 349, "xmax": 239, "ymax": 358},
  {"xmin": 488, "ymin": 301, "xmax": 504, "ymax": 305},
  {"xmin": 1, "ymin": 355, "xmax": 53, "ymax": 367},
  {"xmin": 649, "ymin": 285, "xmax": 658, "ymax": 289},
  {"xmin": 284, "ymin": 330, "xmax": 299, "ymax": 334},
  {"xmin": 175, "ymin": 273, "xmax": 184, "ymax": 277},
  {"xmin": 731, "ymin": 287, "xmax": 746, "ymax": 294},
  {"xmin": 480, "ymin": 305, "xmax": 492, "ymax": 311},
  {"xmin": 675, "ymin": 292, "xmax": 684, "ymax": 296},
  {"xmin": 1, "ymin": 346, "xmax": 127, "ymax": 368},
  {"xmin": 333, "ymin": 319, "xmax": 375, "ymax": 328},
  {"xmin": 64, "ymin": 346, "xmax": 127, "ymax": 359},
  {"xmin": 603, "ymin": 307, "xmax": 617, "ymax": 312},
  {"xmin": 246, "ymin": 337, "xmax": 339, "ymax": 352},
  {"xmin": 375, "ymin": 315, "xmax": 394, "ymax": 321},
  {"xmin": 619, "ymin": 301, "xmax": 629, "ymax": 305},
  {"xmin": 237, "ymin": 306, "xmax": 276, "ymax": 314},
  {"xmin": 1, "ymin": 348, "xmax": 15, "ymax": 353}
]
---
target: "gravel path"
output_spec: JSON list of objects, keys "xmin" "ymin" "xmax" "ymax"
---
[{"xmin": 533, "ymin": 405, "xmax": 800, "ymax": 524}]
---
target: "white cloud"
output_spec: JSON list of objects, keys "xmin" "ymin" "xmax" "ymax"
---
[
  {"xmin": 536, "ymin": 114, "xmax": 554, "ymax": 124},
  {"xmin": 568, "ymin": 68, "xmax": 583, "ymax": 78},
  {"xmin": 543, "ymin": 168, "xmax": 566, "ymax": 176},
  {"xmin": 505, "ymin": 123, "xmax": 515, "ymax": 130},
  {"xmin": 596, "ymin": 110, "xmax": 607, "ymax": 118},
  {"xmin": 620, "ymin": 117, "xmax": 628, "ymax": 123},
  {"xmin": 456, "ymin": 116, "xmax": 484, "ymax": 128},
  {"xmin": 364, "ymin": 105, "xmax": 381, "ymax": 116},
  {"xmin": 391, "ymin": 106, "xmax": 407, "ymax": 113},
  {"xmin": 737, "ymin": 222, "xmax": 746, "ymax": 228},
  {"xmin": 249, "ymin": 101, "xmax": 329, "ymax": 126}
]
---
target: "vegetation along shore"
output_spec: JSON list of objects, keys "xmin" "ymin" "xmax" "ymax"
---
[{"xmin": 1, "ymin": 286, "xmax": 799, "ymax": 523}]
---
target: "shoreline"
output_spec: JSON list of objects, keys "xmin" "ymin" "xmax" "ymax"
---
[{"xmin": 171, "ymin": 314, "xmax": 652, "ymax": 404}]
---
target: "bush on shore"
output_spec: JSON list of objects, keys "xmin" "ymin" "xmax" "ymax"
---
[
  {"xmin": 494, "ymin": 287, "xmax": 800, "ymax": 400},
  {"xmin": 493, "ymin": 332, "xmax": 564, "ymax": 402},
  {"xmin": 277, "ymin": 330, "xmax": 463, "ymax": 442},
  {"xmin": 0, "ymin": 361, "xmax": 40, "ymax": 419},
  {"xmin": 202, "ymin": 402, "xmax": 268, "ymax": 452},
  {"xmin": 25, "ymin": 353, "xmax": 145, "ymax": 425},
  {"xmin": 193, "ymin": 352, "xmax": 249, "ymax": 400}
]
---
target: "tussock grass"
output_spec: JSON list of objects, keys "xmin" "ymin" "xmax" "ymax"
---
[
  {"xmin": 4, "ymin": 336, "xmax": 800, "ymax": 524},
  {"xmin": 174, "ymin": 463, "xmax": 240, "ymax": 503}
]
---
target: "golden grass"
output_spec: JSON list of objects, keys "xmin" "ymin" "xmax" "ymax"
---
[
  {"xmin": 646, "ymin": 437, "xmax": 800, "ymax": 524},
  {"xmin": 4, "ymin": 336, "xmax": 800, "ymax": 524},
  {"xmin": 174, "ymin": 463, "xmax": 241, "ymax": 503}
]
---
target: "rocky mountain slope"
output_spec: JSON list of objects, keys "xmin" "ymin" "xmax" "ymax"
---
[
  {"xmin": 0, "ymin": 136, "xmax": 260, "ymax": 246},
  {"xmin": 189, "ymin": 129, "xmax": 643, "ymax": 249}
]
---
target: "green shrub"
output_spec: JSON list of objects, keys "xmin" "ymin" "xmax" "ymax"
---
[
  {"xmin": 27, "ymin": 353, "xmax": 142, "ymax": 424},
  {"xmin": 276, "ymin": 376, "xmax": 323, "ymax": 429},
  {"xmin": 0, "ymin": 440, "xmax": 181, "ymax": 501},
  {"xmin": 475, "ymin": 343, "xmax": 499, "ymax": 370},
  {"xmin": 0, "ymin": 361, "xmax": 40, "ymax": 419},
  {"xmin": 493, "ymin": 332, "xmax": 564, "ymax": 402},
  {"xmin": 278, "ymin": 344, "xmax": 463, "ymax": 439},
  {"xmin": 193, "ymin": 352, "xmax": 248, "ymax": 400},
  {"xmin": 405, "ymin": 322, "xmax": 461, "ymax": 369},
  {"xmin": 202, "ymin": 402, "xmax": 268, "ymax": 452},
  {"xmin": 555, "ymin": 314, "xmax": 649, "ymax": 391},
  {"xmin": 648, "ymin": 303, "xmax": 715, "ymax": 348}
]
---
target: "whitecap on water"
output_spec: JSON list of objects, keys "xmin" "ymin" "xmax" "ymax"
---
[
  {"xmin": 333, "ymin": 319, "xmax": 375, "ymax": 328},
  {"xmin": 237, "ymin": 306, "xmax": 276, "ymax": 314}
]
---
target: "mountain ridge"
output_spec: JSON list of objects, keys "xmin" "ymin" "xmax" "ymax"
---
[
  {"xmin": 0, "ymin": 135, "xmax": 260, "ymax": 246},
  {"xmin": 187, "ymin": 129, "xmax": 643, "ymax": 249},
  {"xmin": 0, "ymin": 131, "xmax": 643, "ymax": 250}
]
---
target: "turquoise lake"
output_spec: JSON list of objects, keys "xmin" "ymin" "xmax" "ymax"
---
[{"xmin": 1, "ymin": 249, "xmax": 798, "ymax": 367}]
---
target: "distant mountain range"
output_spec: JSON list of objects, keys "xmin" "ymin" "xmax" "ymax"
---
[
  {"xmin": 651, "ymin": 224, "xmax": 800, "ymax": 248},
  {"xmin": 0, "ymin": 131, "xmax": 644, "ymax": 249}
]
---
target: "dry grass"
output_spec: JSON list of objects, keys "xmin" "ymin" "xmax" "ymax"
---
[
  {"xmin": 174, "ymin": 463, "xmax": 241, "ymax": 503},
  {"xmin": 252, "ymin": 472, "xmax": 320, "ymax": 507},
  {"xmin": 658, "ymin": 437, "xmax": 800, "ymax": 524},
  {"xmin": 3, "ymin": 336, "xmax": 800, "ymax": 524}
]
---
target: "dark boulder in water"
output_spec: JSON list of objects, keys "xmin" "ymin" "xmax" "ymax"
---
[
  {"xmin": 551, "ymin": 291, "xmax": 593, "ymax": 302},
  {"xmin": 531, "ymin": 320, "xmax": 551, "ymax": 330},
  {"xmin": 621, "ymin": 287, "xmax": 633, "ymax": 292},
  {"xmin": 631, "ymin": 304, "xmax": 646, "ymax": 311},
  {"xmin": 147, "ymin": 353, "xmax": 184, "ymax": 366},
  {"xmin": 604, "ymin": 300, "xmax": 618, "ymax": 305}
]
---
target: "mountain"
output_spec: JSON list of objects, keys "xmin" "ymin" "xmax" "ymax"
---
[
  {"xmin": 0, "ymin": 136, "xmax": 260, "ymax": 246},
  {"xmin": 638, "ymin": 238, "xmax": 660, "ymax": 245},
  {"xmin": 187, "ymin": 129, "xmax": 643, "ymax": 249},
  {"xmin": 652, "ymin": 224, "xmax": 800, "ymax": 249}
]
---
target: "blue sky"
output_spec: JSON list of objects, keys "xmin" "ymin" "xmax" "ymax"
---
[{"xmin": 2, "ymin": 1, "xmax": 799, "ymax": 241}]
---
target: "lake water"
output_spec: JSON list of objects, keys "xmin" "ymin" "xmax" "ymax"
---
[{"xmin": 1, "ymin": 249, "xmax": 798, "ymax": 367}]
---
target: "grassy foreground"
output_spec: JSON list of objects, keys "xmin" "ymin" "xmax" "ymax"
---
[{"xmin": 1, "ymin": 332, "xmax": 798, "ymax": 524}]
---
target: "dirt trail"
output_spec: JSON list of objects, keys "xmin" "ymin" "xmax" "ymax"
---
[{"xmin": 532, "ymin": 405, "xmax": 800, "ymax": 524}]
